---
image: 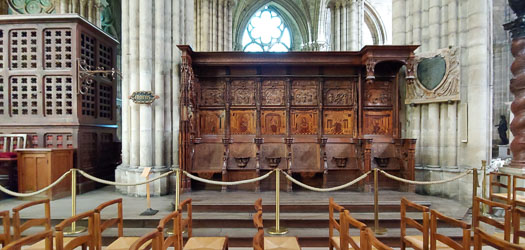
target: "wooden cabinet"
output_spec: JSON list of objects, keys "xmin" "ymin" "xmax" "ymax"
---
[{"xmin": 17, "ymin": 149, "xmax": 73, "ymax": 200}]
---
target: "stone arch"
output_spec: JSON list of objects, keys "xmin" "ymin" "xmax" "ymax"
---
[
  {"xmin": 233, "ymin": 0, "xmax": 311, "ymax": 51},
  {"xmin": 363, "ymin": 1, "xmax": 387, "ymax": 45}
]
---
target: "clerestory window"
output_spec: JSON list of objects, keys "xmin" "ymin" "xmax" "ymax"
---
[{"xmin": 242, "ymin": 6, "xmax": 291, "ymax": 52}]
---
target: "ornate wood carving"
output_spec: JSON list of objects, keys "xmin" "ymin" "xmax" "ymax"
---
[
  {"xmin": 323, "ymin": 80, "xmax": 355, "ymax": 106},
  {"xmin": 261, "ymin": 110, "xmax": 286, "ymax": 135},
  {"xmin": 230, "ymin": 110, "xmax": 256, "ymax": 134},
  {"xmin": 199, "ymin": 110, "xmax": 225, "ymax": 135},
  {"xmin": 262, "ymin": 79, "xmax": 285, "ymax": 106},
  {"xmin": 323, "ymin": 110, "xmax": 354, "ymax": 135},
  {"xmin": 200, "ymin": 79, "xmax": 225, "ymax": 106},
  {"xmin": 364, "ymin": 81, "xmax": 392, "ymax": 107},
  {"xmin": 292, "ymin": 80, "xmax": 318, "ymax": 105},
  {"xmin": 231, "ymin": 80, "xmax": 255, "ymax": 105},
  {"xmin": 363, "ymin": 110, "xmax": 393, "ymax": 135},
  {"xmin": 291, "ymin": 110, "xmax": 318, "ymax": 135}
]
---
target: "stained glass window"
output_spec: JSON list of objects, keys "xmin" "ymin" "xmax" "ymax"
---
[{"xmin": 242, "ymin": 6, "xmax": 291, "ymax": 52}]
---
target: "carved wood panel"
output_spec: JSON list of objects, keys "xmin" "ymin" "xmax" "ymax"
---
[
  {"xmin": 261, "ymin": 110, "xmax": 286, "ymax": 135},
  {"xmin": 230, "ymin": 110, "xmax": 256, "ymax": 134},
  {"xmin": 262, "ymin": 79, "xmax": 285, "ymax": 106},
  {"xmin": 199, "ymin": 110, "xmax": 225, "ymax": 135},
  {"xmin": 323, "ymin": 110, "xmax": 354, "ymax": 135},
  {"xmin": 363, "ymin": 110, "xmax": 393, "ymax": 135},
  {"xmin": 292, "ymin": 80, "xmax": 318, "ymax": 106},
  {"xmin": 323, "ymin": 80, "xmax": 355, "ymax": 106},
  {"xmin": 291, "ymin": 110, "xmax": 318, "ymax": 135},
  {"xmin": 364, "ymin": 81, "xmax": 393, "ymax": 107},
  {"xmin": 200, "ymin": 79, "xmax": 225, "ymax": 106},
  {"xmin": 231, "ymin": 80, "xmax": 255, "ymax": 105},
  {"xmin": 291, "ymin": 144, "xmax": 321, "ymax": 171}
]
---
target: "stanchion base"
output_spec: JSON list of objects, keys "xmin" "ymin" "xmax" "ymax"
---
[
  {"xmin": 63, "ymin": 226, "xmax": 87, "ymax": 235},
  {"xmin": 140, "ymin": 208, "xmax": 159, "ymax": 216},
  {"xmin": 166, "ymin": 229, "xmax": 187, "ymax": 236},
  {"xmin": 371, "ymin": 226, "xmax": 387, "ymax": 235},
  {"xmin": 268, "ymin": 227, "xmax": 288, "ymax": 235}
]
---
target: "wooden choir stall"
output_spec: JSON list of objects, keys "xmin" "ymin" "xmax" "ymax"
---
[{"xmin": 177, "ymin": 45, "xmax": 418, "ymax": 192}]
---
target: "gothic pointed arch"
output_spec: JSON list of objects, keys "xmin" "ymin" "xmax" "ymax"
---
[{"xmin": 363, "ymin": 1, "xmax": 387, "ymax": 45}]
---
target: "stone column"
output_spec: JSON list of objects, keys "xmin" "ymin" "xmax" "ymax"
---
[
  {"xmin": 504, "ymin": 1, "xmax": 525, "ymax": 172},
  {"xmin": 349, "ymin": 0, "xmax": 358, "ymax": 50}
]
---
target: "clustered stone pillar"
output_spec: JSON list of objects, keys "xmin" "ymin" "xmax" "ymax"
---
[
  {"xmin": 117, "ymin": 0, "xmax": 195, "ymax": 196},
  {"xmin": 329, "ymin": 0, "xmax": 363, "ymax": 51},
  {"xmin": 505, "ymin": 1, "xmax": 525, "ymax": 172},
  {"xmin": 195, "ymin": 0, "xmax": 235, "ymax": 51}
]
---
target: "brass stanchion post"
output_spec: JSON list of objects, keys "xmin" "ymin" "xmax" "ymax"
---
[
  {"xmin": 64, "ymin": 169, "xmax": 86, "ymax": 235},
  {"xmin": 372, "ymin": 168, "xmax": 387, "ymax": 235},
  {"xmin": 269, "ymin": 169, "xmax": 288, "ymax": 235},
  {"xmin": 175, "ymin": 168, "xmax": 180, "ymax": 210}
]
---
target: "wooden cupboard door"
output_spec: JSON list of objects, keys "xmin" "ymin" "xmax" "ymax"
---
[{"xmin": 18, "ymin": 153, "xmax": 48, "ymax": 192}]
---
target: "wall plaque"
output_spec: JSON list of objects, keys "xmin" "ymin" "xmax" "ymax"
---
[{"xmin": 130, "ymin": 91, "xmax": 159, "ymax": 104}]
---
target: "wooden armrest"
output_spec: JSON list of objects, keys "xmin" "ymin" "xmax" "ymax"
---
[
  {"xmin": 3, "ymin": 229, "xmax": 52, "ymax": 249},
  {"xmin": 157, "ymin": 211, "xmax": 179, "ymax": 231},
  {"xmin": 343, "ymin": 210, "xmax": 366, "ymax": 230},
  {"xmin": 178, "ymin": 198, "xmax": 192, "ymax": 211},
  {"xmin": 475, "ymin": 197, "xmax": 512, "ymax": 209},
  {"xmin": 94, "ymin": 198, "xmax": 122, "ymax": 213},
  {"xmin": 0, "ymin": 210, "xmax": 9, "ymax": 218},
  {"xmin": 254, "ymin": 198, "xmax": 262, "ymax": 211},
  {"xmin": 431, "ymin": 210, "xmax": 470, "ymax": 229},
  {"xmin": 12, "ymin": 199, "xmax": 49, "ymax": 213},
  {"xmin": 329, "ymin": 197, "xmax": 345, "ymax": 212},
  {"xmin": 55, "ymin": 210, "xmax": 94, "ymax": 231},
  {"xmin": 401, "ymin": 197, "xmax": 430, "ymax": 212}
]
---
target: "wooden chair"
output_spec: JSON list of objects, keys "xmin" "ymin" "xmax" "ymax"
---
[
  {"xmin": 363, "ymin": 228, "xmax": 392, "ymax": 250},
  {"xmin": 2, "ymin": 229, "xmax": 53, "ymax": 250},
  {"xmin": 430, "ymin": 210, "xmax": 470, "ymax": 250},
  {"xmin": 252, "ymin": 208, "xmax": 300, "ymax": 250},
  {"xmin": 400, "ymin": 197, "xmax": 429, "ymax": 250},
  {"xmin": 329, "ymin": 197, "xmax": 367, "ymax": 250},
  {"xmin": 54, "ymin": 210, "xmax": 96, "ymax": 250},
  {"xmin": 130, "ymin": 229, "xmax": 163, "ymax": 250},
  {"xmin": 11, "ymin": 199, "xmax": 51, "ymax": 240},
  {"xmin": 512, "ymin": 207, "xmax": 525, "ymax": 247},
  {"xmin": 474, "ymin": 227, "xmax": 523, "ymax": 250},
  {"xmin": 157, "ymin": 209, "xmax": 183, "ymax": 249},
  {"xmin": 178, "ymin": 198, "xmax": 228, "ymax": 250},
  {"xmin": 94, "ymin": 198, "xmax": 136, "ymax": 250},
  {"xmin": 489, "ymin": 172, "xmax": 512, "ymax": 209},
  {"xmin": 472, "ymin": 196, "xmax": 512, "ymax": 242},
  {"xmin": 513, "ymin": 175, "xmax": 525, "ymax": 207},
  {"xmin": 0, "ymin": 210, "xmax": 10, "ymax": 247},
  {"xmin": 254, "ymin": 198, "xmax": 263, "ymax": 211}
]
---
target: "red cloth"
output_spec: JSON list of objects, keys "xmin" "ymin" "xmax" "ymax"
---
[{"xmin": 0, "ymin": 152, "xmax": 17, "ymax": 158}]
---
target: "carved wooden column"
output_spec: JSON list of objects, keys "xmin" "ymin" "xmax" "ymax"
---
[{"xmin": 505, "ymin": 1, "xmax": 525, "ymax": 170}]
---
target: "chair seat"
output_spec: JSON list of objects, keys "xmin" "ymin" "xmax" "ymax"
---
[
  {"xmin": 493, "ymin": 232, "xmax": 525, "ymax": 247},
  {"xmin": 264, "ymin": 236, "xmax": 300, "ymax": 250},
  {"xmin": 331, "ymin": 236, "xmax": 376, "ymax": 250},
  {"xmin": 23, "ymin": 237, "xmax": 75, "ymax": 250},
  {"xmin": 106, "ymin": 237, "xmax": 147, "ymax": 250},
  {"xmin": 404, "ymin": 235, "xmax": 450, "ymax": 249},
  {"xmin": 183, "ymin": 237, "xmax": 227, "ymax": 250}
]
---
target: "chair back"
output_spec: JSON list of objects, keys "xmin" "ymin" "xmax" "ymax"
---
[
  {"xmin": 157, "ymin": 210, "xmax": 182, "ymax": 250},
  {"xmin": 2, "ymin": 229, "xmax": 52, "ymax": 250},
  {"xmin": 94, "ymin": 198, "xmax": 124, "ymax": 250},
  {"xmin": 0, "ymin": 134, "xmax": 27, "ymax": 152},
  {"xmin": 364, "ymin": 228, "xmax": 392, "ymax": 250},
  {"xmin": 512, "ymin": 207, "xmax": 525, "ymax": 245},
  {"xmin": 12, "ymin": 199, "xmax": 51, "ymax": 240},
  {"xmin": 55, "ymin": 210, "xmax": 96, "ymax": 250},
  {"xmin": 513, "ymin": 175, "xmax": 525, "ymax": 206},
  {"xmin": 430, "ymin": 210, "xmax": 470, "ymax": 250},
  {"xmin": 0, "ymin": 210, "xmax": 11, "ymax": 246},
  {"xmin": 328, "ymin": 197, "xmax": 345, "ymax": 243},
  {"xmin": 472, "ymin": 196, "xmax": 512, "ymax": 241},
  {"xmin": 341, "ymin": 210, "xmax": 367, "ymax": 250},
  {"xmin": 400, "ymin": 197, "xmax": 429, "ymax": 249},
  {"xmin": 254, "ymin": 198, "xmax": 262, "ymax": 212},
  {"xmin": 252, "ymin": 210, "xmax": 264, "ymax": 250},
  {"xmin": 130, "ymin": 229, "xmax": 163, "ymax": 250},
  {"xmin": 489, "ymin": 172, "xmax": 511, "ymax": 204},
  {"xmin": 178, "ymin": 198, "xmax": 193, "ymax": 238},
  {"xmin": 474, "ymin": 227, "xmax": 523, "ymax": 250}
]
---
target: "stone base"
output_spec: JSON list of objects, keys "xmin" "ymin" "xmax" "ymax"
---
[
  {"xmin": 499, "ymin": 165, "xmax": 525, "ymax": 176},
  {"xmin": 115, "ymin": 165, "xmax": 171, "ymax": 197}
]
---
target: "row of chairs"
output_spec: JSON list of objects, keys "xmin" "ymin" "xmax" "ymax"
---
[
  {"xmin": 401, "ymin": 196, "xmax": 525, "ymax": 250},
  {"xmin": 489, "ymin": 172, "xmax": 525, "ymax": 208}
]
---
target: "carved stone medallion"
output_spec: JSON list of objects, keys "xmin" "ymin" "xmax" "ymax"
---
[
  {"xmin": 199, "ymin": 110, "xmax": 225, "ymax": 135},
  {"xmin": 261, "ymin": 110, "xmax": 286, "ymax": 135},
  {"xmin": 292, "ymin": 80, "xmax": 318, "ymax": 105},
  {"xmin": 291, "ymin": 110, "xmax": 318, "ymax": 135},
  {"xmin": 230, "ymin": 110, "xmax": 256, "ymax": 134},
  {"xmin": 231, "ymin": 80, "xmax": 255, "ymax": 105},
  {"xmin": 323, "ymin": 110, "xmax": 354, "ymax": 135},
  {"xmin": 363, "ymin": 110, "xmax": 392, "ymax": 136},
  {"xmin": 262, "ymin": 79, "xmax": 285, "ymax": 105}
]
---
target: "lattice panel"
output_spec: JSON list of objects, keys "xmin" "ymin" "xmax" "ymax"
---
[
  {"xmin": 44, "ymin": 76, "xmax": 74, "ymax": 116},
  {"xmin": 98, "ymin": 43, "xmax": 113, "ymax": 70},
  {"xmin": 10, "ymin": 76, "xmax": 40, "ymax": 116},
  {"xmin": 0, "ymin": 30, "xmax": 4, "ymax": 69},
  {"xmin": 9, "ymin": 29, "xmax": 37, "ymax": 69},
  {"xmin": 99, "ymin": 83, "xmax": 112, "ymax": 119},
  {"xmin": 0, "ymin": 77, "xmax": 5, "ymax": 115},
  {"xmin": 45, "ymin": 133, "xmax": 73, "ymax": 148},
  {"xmin": 80, "ymin": 33, "xmax": 96, "ymax": 67},
  {"xmin": 44, "ymin": 29, "xmax": 73, "ymax": 69},
  {"xmin": 81, "ymin": 83, "xmax": 96, "ymax": 116}
]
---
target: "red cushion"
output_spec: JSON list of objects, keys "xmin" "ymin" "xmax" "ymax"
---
[{"xmin": 0, "ymin": 152, "xmax": 17, "ymax": 158}]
